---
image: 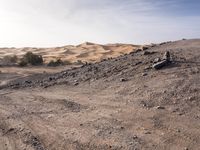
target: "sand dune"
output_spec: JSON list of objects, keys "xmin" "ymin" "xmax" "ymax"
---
[{"xmin": 0, "ymin": 42, "xmax": 142, "ymax": 63}]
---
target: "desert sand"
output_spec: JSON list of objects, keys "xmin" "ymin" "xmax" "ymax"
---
[
  {"xmin": 0, "ymin": 39, "xmax": 199, "ymax": 150},
  {"xmin": 0, "ymin": 42, "xmax": 142, "ymax": 63}
]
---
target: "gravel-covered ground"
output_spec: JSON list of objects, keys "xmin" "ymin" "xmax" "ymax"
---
[{"xmin": 0, "ymin": 39, "xmax": 199, "ymax": 150}]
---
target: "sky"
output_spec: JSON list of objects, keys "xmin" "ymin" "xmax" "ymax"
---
[{"xmin": 0, "ymin": 0, "xmax": 200, "ymax": 47}]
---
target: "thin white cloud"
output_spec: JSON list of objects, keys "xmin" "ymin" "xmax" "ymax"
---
[{"xmin": 0, "ymin": 0, "xmax": 199, "ymax": 47}]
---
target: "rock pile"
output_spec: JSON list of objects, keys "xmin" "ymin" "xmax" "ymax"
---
[{"xmin": 152, "ymin": 51, "xmax": 171, "ymax": 70}]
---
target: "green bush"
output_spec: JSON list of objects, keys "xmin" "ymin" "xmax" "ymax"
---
[
  {"xmin": 22, "ymin": 52, "xmax": 43, "ymax": 66},
  {"xmin": 3, "ymin": 55, "xmax": 18, "ymax": 64},
  {"xmin": 63, "ymin": 60, "xmax": 71, "ymax": 65},
  {"xmin": 18, "ymin": 59, "xmax": 28, "ymax": 67},
  {"xmin": 47, "ymin": 59, "xmax": 64, "ymax": 67}
]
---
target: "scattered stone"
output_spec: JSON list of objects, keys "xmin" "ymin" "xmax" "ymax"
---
[
  {"xmin": 142, "ymin": 103, "xmax": 147, "ymax": 107},
  {"xmin": 135, "ymin": 61, "xmax": 142, "ymax": 65},
  {"xmin": 188, "ymin": 96, "xmax": 194, "ymax": 101},
  {"xmin": 178, "ymin": 113, "xmax": 184, "ymax": 116},
  {"xmin": 153, "ymin": 58, "xmax": 161, "ymax": 63},
  {"xmin": 120, "ymin": 126, "xmax": 125, "ymax": 130},
  {"xmin": 142, "ymin": 46, "xmax": 149, "ymax": 50},
  {"xmin": 25, "ymin": 80, "xmax": 32, "ymax": 84},
  {"xmin": 48, "ymin": 77, "xmax": 54, "ymax": 81},
  {"xmin": 160, "ymin": 42, "xmax": 167, "ymax": 45},
  {"xmin": 133, "ymin": 135, "xmax": 138, "ymax": 139},
  {"xmin": 156, "ymin": 106, "xmax": 165, "ymax": 110},
  {"xmin": 129, "ymin": 48, "xmax": 142, "ymax": 54},
  {"xmin": 143, "ymin": 51, "xmax": 151, "ymax": 55},
  {"xmin": 152, "ymin": 51, "xmax": 171, "ymax": 70},
  {"xmin": 144, "ymin": 131, "xmax": 151, "ymax": 134},
  {"xmin": 3, "ymin": 128, "xmax": 15, "ymax": 135},
  {"xmin": 152, "ymin": 60, "xmax": 169, "ymax": 70},
  {"xmin": 120, "ymin": 78, "xmax": 127, "ymax": 82},
  {"xmin": 163, "ymin": 51, "xmax": 171, "ymax": 61},
  {"xmin": 162, "ymin": 90, "xmax": 167, "ymax": 94},
  {"xmin": 150, "ymin": 44, "xmax": 157, "ymax": 47},
  {"xmin": 142, "ymin": 73, "xmax": 148, "ymax": 76},
  {"xmin": 144, "ymin": 66, "xmax": 152, "ymax": 70},
  {"xmin": 73, "ymin": 82, "xmax": 79, "ymax": 86}
]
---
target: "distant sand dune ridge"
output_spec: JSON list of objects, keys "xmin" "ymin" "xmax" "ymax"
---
[{"xmin": 0, "ymin": 42, "xmax": 142, "ymax": 63}]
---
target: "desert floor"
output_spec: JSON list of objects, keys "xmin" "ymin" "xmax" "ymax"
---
[{"xmin": 0, "ymin": 39, "xmax": 199, "ymax": 150}]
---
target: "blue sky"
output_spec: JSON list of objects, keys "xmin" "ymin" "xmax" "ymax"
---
[{"xmin": 0, "ymin": 0, "xmax": 199, "ymax": 47}]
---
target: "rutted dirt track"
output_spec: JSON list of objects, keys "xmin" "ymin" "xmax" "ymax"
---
[{"xmin": 0, "ymin": 39, "xmax": 200, "ymax": 150}]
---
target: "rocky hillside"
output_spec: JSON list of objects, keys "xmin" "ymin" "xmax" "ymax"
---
[{"xmin": 4, "ymin": 39, "xmax": 200, "ymax": 90}]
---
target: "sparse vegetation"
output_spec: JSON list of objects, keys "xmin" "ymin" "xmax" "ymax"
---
[
  {"xmin": 2, "ymin": 55, "xmax": 18, "ymax": 64},
  {"xmin": 19, "ymin": 52, "xmax": 43, "ymax": 66},
  {"xmin": 47, "ymin": 59, "xmax": 64, "ymax": 67},
  {"xmin": 47, "ymin": 59, "xmax": 71, "ymax": 67},
  {"xmin": 63, "ymin": 60, "xmax": 71, "ymax": 65},
  {"xmin": 18, "ymin": 59, "xmax": 28, "ymax": 67}
]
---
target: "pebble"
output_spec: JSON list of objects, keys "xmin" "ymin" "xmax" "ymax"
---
[
  {"xmin": 153, "ymin": 58, "xmax": 161, "ymax": 63},
  {"xmin": 120, "ymin": 126, "xmax": 125, "ymax": 129},
  {"xmin": 143, "ymin": 51, "xmax": 151, "ymax": 55},
  {"xmin": 145, "ymin": 131, "xmax": 151, "ymax": 134},
  {"xmin": 156, "ymin": 106, "xmax": 165, "ymax": 110},
  {"xmin": 142, "ymin": 73, "xmax": 148, "ymax": 76},
  {"xmin": 120, "ymin": 78, "xmax": 127, "ymax": 82},
  {"xmin": 133, "ymin": 135, "xmax": 138, "ymax": 139},
  {"xmin": 73, "ymin": 82, "xmax": 79, "ymax": 86},
  {"xmin": 142, "ymin": 46, "xmax": 149, "ymax": 50}
]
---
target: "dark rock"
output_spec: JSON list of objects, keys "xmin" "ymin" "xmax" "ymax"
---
[
  {"xmin": 160, "ymin": 42, "xmax": 167, "ymax": 45},
  {"xmin": 143, "ymin": 51, "xmax": 151, "ymax": 55},
  {"xmin": 135, "ymin": 61, "xmax": 142, "ymax": 65},
  {"xmin": 143, "ymin": 51, "xmax": 156, "ymax": 55},
  {"xmin": 144, "ymin": 131, "xmax": 151, "ymax": 134},
  {"xmin": 163, "ymin": 51, "xmax": 170, "ymax": 61},
  {"xmin": 120, "ymin": 78, "xmax": 127, "ymax": 82},
  {"xmin": 156, "ymin": 106, "xmax": 165, "ymax": 110},
  {"xmin": 130, "ymin": 49, "xmax": 142, "ymax": 54},
  {"xmin": 48, "ymin": 77, "xmax": 52, "ymax": 81},
  {"xmin": 74, "ymin": 82, "xmax": 79, "ymax": 86},
  {"xmin": 152, "ymin": 51, "xmax": 171, "ymax": 69},
  {"xmin": 142, "ymin": 73, "xmax": 148, "ymax": 76},
  {"xmin": 133, "ymin": 135, "xmax": 138, "ymax": 139},
  {"xmin": 152, "ymin": 60, "xmax": 169, "ymax": 70},
  {"xmin": 142, "ymin": 46, "xmax": 149, "ymax": 50},
  {"xmin": 25, "ymin": 80, "xmax": 32, "ymax": 84}
]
